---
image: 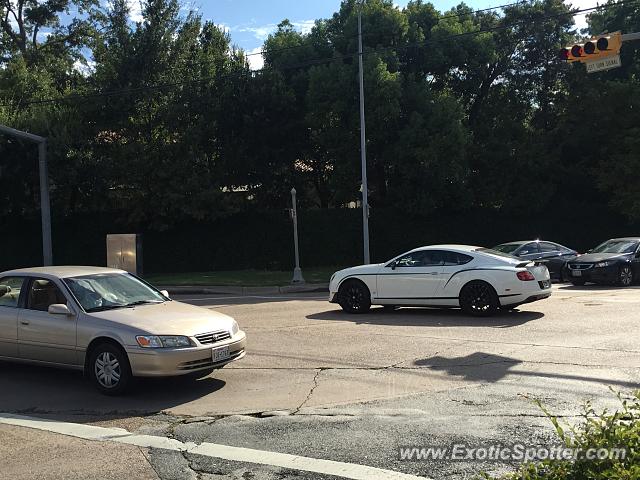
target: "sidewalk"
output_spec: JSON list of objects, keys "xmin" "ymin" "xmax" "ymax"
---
[
  {"xmin": 159, "ymin": 283, "xmax": 329, "ymax": 296},
  {"xmin": 0, "ymin": 424, "xmax": 158, "ymax": 480}
]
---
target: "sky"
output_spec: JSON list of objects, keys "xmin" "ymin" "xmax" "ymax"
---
[{"xmin": 153, "ymin": 0, "xmax": 593, "ymax": 70}]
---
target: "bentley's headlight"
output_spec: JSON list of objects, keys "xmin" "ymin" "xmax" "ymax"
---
[
  {"xmin": 595, "ymin": 261, "xmax": 611, "ymax": 268},
  {"xmin": 231, "ymin": 320, "xmax": 240, "ymax": 336},
  {"xmin": 136, "ymin": 335, "xmax": 192, "ymax": 348}
]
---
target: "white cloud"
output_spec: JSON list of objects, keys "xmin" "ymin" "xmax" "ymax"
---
[
  {"xmin": 73, "ymin": 59, "xmax": 96, "ymax": 76},
  {"xmin": 216, "ymin": 22, "xmax": 230, "ymax": 34},
  {"xmin": 234, "ymin": 19, "xmax": 315, "ymax": 41},
  {"xmin": 246, "ymin": 47, "xmax": 264, "ymax": 71},
  {"xmin": 126, "ymin": 0, "xmax": 144, "ymax": 23},
  {"xmin": 237, "ymin": 24, "xmax": 277, "ymax": 41},
  {"xmin": 569, "ymin": 0, "xmax": 597, "ymax": 34},
  {"xmin": 291, "ymin": 20, "xmax": 315, "ymax": 35}
]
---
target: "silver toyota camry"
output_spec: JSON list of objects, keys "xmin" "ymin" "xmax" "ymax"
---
[{"xmin": 0, "ymin": 266, "xmax": 247, "ymax": 395}]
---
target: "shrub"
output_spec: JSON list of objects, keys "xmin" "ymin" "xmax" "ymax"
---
[{"xmin": 485, "ymin": 390, "xmax": 640, "ymax": 480}]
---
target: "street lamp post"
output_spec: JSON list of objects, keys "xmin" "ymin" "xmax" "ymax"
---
[
  {"xmin": 0, "ymin": 124, "xmax": 52, "ymax": 266},
  {"xmin": 357, "ymin": 0, "xmax": 371, "ymax": 264},
  {"xmin": 290, "ymin": 188, "xmax": 305, "ymax": 284}
]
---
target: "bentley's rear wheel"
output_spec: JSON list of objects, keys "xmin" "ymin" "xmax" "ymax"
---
[{"xmin": 459, "ymin": 281, "xmax": 499, "ymax": 317}]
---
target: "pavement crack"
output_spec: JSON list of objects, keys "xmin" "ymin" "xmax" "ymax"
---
[
  {"xmin": 292, "ymin": 368, "xmax": 324, "ymax": 414},
  {"xmin": 138, "ymin": 447, "xmax": 163, "ymax": 480}
]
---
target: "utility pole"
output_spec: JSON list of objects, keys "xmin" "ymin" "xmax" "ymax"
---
[
  {"xmin": 0, "ymin": 125, "xmax": 52, "ymax": 266},
  {"xmin": 290, "ymin": 188, "xmax": 305, "ymax": 284},
  {"xmin": 357, "ymin": 0, "xmax": 370, "ymax": 264}
]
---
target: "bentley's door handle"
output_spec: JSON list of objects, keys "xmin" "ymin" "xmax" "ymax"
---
[{"xmin": 20, "ymin": 320, "xmax": 29, "ymax": 325}]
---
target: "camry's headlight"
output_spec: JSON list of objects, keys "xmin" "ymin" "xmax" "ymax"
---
[
  {"xmin": 595, "ymin": 261, "xmax": 611, "ymax": 268},
  {"xmin": 231, "ymin": 320, "xmax": 240, "ymax": 336},
  {"xmin": 136, "ymin": 335, "xmax": 192, "ymax": 348}
]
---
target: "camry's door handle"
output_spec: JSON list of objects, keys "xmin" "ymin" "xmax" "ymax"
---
[
  {"xmin": 20, "ymin": 320, "xmax": 29, "ymax": 325},
  {"xmin": 427, "ymin": 272, "xmax": 439, "ymax": 275}
]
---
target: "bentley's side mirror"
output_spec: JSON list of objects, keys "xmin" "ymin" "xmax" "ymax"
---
[
  {"xmin": 160, "ymin": 290, "xmax": 170, "ymax": 299},
  {"xmin": 388, "ymin": 261, "xmax": 397, "ymax": 270}
]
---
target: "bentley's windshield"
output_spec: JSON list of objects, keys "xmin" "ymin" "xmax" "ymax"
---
[{"xmin": 64, "ymin": 273, "xmax": 167, "ymax": 312}]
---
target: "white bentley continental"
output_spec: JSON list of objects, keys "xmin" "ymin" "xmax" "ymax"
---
[{"xmin": 329, "ymin": 245, "xmax": 551, "ymax": 316}]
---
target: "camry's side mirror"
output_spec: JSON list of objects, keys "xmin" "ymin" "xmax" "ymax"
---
[
  {"xmin": 48, "ymin": 304, "xmax": 73, "ymax": 316},
  {"xmin": 388, "ymin": 261, "xmax": 397, "ymax": 270},
  {"xmin": 160, "ymin": 290, "xmax": 170, "ymax": 298}
]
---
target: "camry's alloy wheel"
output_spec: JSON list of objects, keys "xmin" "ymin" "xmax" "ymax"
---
[
  {"xmin": 89, "ymin": 343, "xmax": 131, "ymax": 395},
  {"xmin": 618, "ymin": 266, "xmax": 633, "ymax": 287},
  {"xmin": 338, "ymin": 280, "xmax": 371, "ymax": 314},
  {"xmin": 94, "ymin": 352, "xmax": 121, "ymax": 388},
  {"xmin": 460, "ymin": 281, "xmax": 499, "ymax": 317}
]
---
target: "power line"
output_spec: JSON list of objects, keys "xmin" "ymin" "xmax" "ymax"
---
[
  {"xmin": 243, "ymin": 0, "xmax": 534, "ymax": 59},
  {"xmin": 0, "ymin": 0, "xmax": 635, "ymax": 109}
]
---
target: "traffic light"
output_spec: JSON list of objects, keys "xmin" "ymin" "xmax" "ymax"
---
[{"xmin": 559, "ymin": 32, "xmax": 622, "ymax": 63}]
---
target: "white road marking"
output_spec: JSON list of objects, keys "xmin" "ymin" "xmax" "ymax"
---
[
  {"xmin": 180, "ymin": 295, "xmax": 326, "ymax": 301},
  {"xmin": 0, "ymin": 413, "xmax": 428, "ymax": 480}
]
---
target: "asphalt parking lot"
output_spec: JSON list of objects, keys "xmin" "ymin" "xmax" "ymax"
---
[{"xmin": 1, "ymin": 284, "xmax": 640, "ymax": 480}]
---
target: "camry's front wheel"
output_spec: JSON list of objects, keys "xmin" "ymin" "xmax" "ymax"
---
[
  {"xmin": 459, "ymin": 281, "xmax": 499, "ymax": 317},
  {"xmin": 89, "ymin": 343, "xmax": 132, "ymax": 395},
  {"xmin": 338, "ymin": 280, "xmax": 371, "ymax": 314}
]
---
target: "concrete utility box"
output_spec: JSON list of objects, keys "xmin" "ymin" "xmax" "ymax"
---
[{"xmin": 106, "ymin": 234, "xmax": 143, "ymax": 275}]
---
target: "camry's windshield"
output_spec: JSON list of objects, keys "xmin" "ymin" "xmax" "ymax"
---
[
  {"xmin": 591, "ymin": 240, "xmax": 639, "ymax": 254},
  {"xmin": 64, "ymin": 273, "xmax": 166, "ymax": 312},
  {"xmin": 492, "ymin": 243, "xmax": 521, "ymax": 254}
]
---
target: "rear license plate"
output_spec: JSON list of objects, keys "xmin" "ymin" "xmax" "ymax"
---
[
  {"xmin": 572, "ymin": 270, "xmax": 582, "ymax": 277},
  {"xmin": 212, "ymin": 346, "xmax": 230, "ymax": 363}
]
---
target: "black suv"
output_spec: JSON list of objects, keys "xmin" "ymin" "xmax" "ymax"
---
[{"xmin": 564, "ymin": 237, "xmax": 640, "ymax": 286}]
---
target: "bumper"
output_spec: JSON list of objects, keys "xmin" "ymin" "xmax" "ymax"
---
[
  {"xmin": 499, "ymin": 284, "xmax": 552, "ymax": 307},
  {"xmin": 564, "ymin": 265, "xmax": 618, "ymax": 284},
  {"xmin": 126, "ymin": 331, "xmax": 247, "ymax": 377}
]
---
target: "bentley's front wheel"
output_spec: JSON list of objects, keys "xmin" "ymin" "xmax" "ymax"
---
[{"xmin": 338, "ymin": 280, "xmax": 371, "ymax": 314}]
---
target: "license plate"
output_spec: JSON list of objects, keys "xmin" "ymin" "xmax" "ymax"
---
[
  {"xmin": 212, "ymin": 346, "xmax": 230, "ymax": 363},
  {"xmin": 572, "ymin": 270, "xmax": 582, "ymax": 277}
]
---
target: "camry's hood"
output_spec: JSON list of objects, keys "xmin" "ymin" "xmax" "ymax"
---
[
  {"xmin": 88, "ymin": 301, "xmax": 235, "ymax": 336},
  {"xmin": 573, "ymin": 253, "xmax": 631, "ymax": 263}
]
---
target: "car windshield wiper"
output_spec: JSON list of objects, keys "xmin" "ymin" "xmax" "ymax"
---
[
  {"xmin": 122, "ymin": 300, "xmax": 164, "ymax": 307},
  {"xmin": 86, "ymin": 304, "xmax": 128, "ymax": 312}
]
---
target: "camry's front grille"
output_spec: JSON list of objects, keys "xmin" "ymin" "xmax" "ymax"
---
[
  {"xmin": 568, "ymin": 263, "xmax": 593, "ymax": 270},
  {"xmin": 195, "ymin": 330, "xmax": 231, "ymax": 345},
  {"xmin": 177, "ymin": 349, "xmax": 245, "ymax": 370}
]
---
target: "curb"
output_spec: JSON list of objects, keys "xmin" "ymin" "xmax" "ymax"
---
[{"xmin": 159, "ymin": 283, "xmax": 328, "ymax": 296}]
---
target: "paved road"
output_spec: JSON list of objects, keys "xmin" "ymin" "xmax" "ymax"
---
[{"xmin": 1, "ymin": 285, "xmax": 639, "ymax": 479}]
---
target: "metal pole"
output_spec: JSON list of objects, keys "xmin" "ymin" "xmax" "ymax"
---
[
  {"xmin": 38, "ymin": 140, "xmax": 53, "ymax": 265},
  {"xmin": 357, "ymin": 3, "xmax": 370, "ymax": 264},
  {"xmin": 291, "ymin": 188, "xmax": 305, "ymax": 284},
  {"xmin": 0, "ymin": 124, "xmax": 52, "ymax": 266}
]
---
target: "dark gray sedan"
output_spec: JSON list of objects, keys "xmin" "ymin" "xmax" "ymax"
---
[{"xmin": 492, "ymin": 240, "xmax": 577, "ymax": 282}]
